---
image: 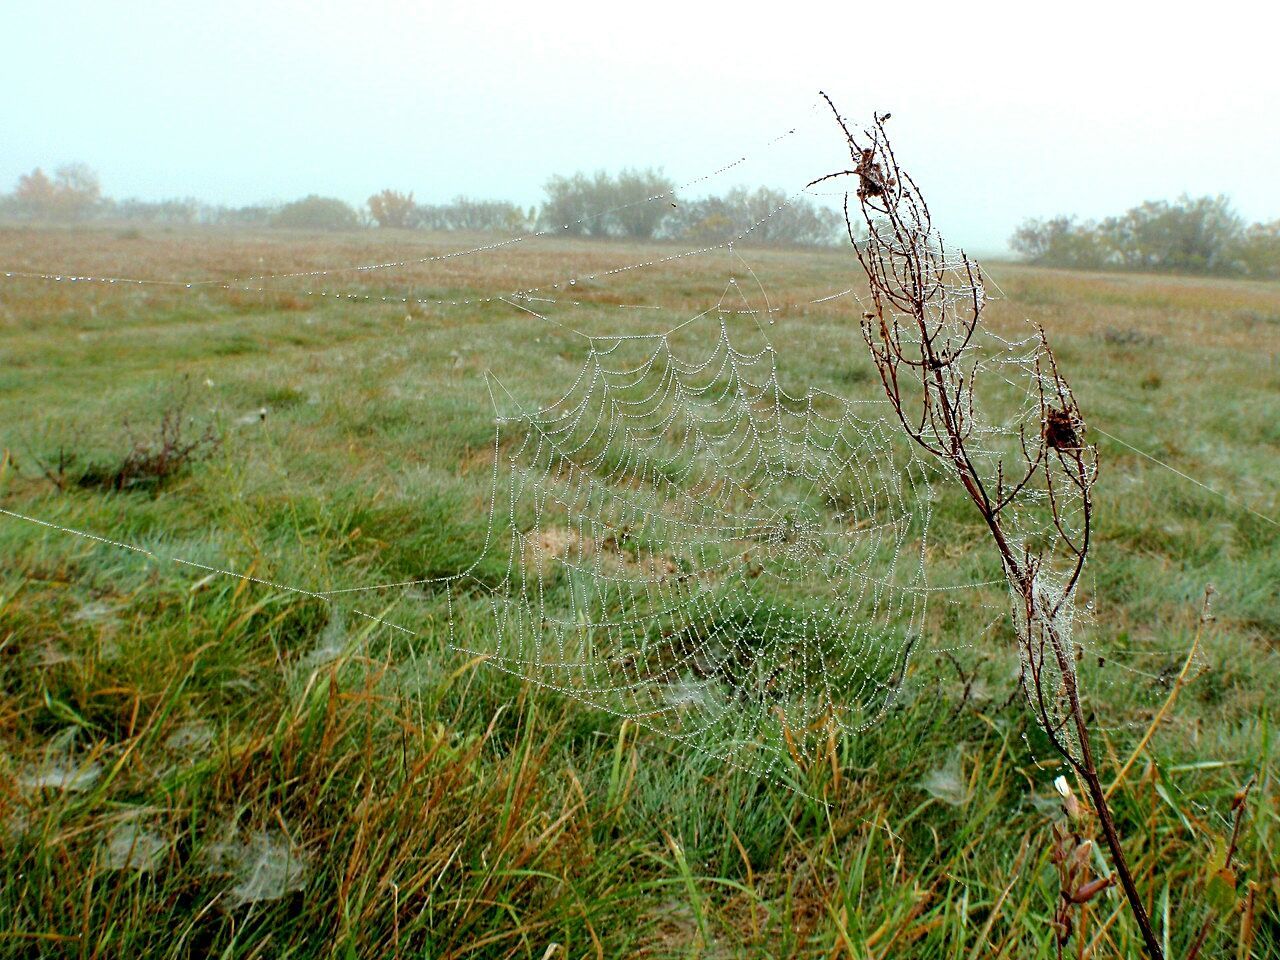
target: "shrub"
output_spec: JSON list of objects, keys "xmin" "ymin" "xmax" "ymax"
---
[
  {"xmin": 272, "ymin": 195, "xmax": 360, "ymax": 231},
  {"xmin": 417, "ymin": 197, "xmax": 528, "ymax": 233},
  {"xmin": 8, "ymin": 163, "xmax": 102, "ymax": 221},
  {"xmin": 368, "ymin": 189, "xmax": 418, "ymax": 229},
  {"xmin": 80, "ymin": 402, "xmax": 221, "ymax": 493},
  {"xmin": 31, "ymin": 384, "xmax": 223, "ymax": 494},
  {"xmin": 667, "ymin": 187, "xmax": 845, "ymax": 247},
  {"xmin": 539, "ymin": 169, "xmax": 675, "ymax": 239},
  {"xmin": 1232, "ymin": 220, "xmax": 1280, "ymax": 279},
  {"xmin": 1009, "ymin": 195, "xmax": 1280, "ymax": 277}
]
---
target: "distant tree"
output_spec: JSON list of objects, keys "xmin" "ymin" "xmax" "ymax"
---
[
  {"xmin": 109, "ymin": 197, "xmax": 200, "ymax": 224},
  {"xmin": 685, "ymin": 210, "xmax": 738, "ymax": 245},
  {"xmin": 13, "ymin": 168, "xmax": 57, "ymax": 218},
  {"xmin": 9, "ymin": 164, "xmax": 101, "ymax": 220},
  {"xmin": 450, "ymin": 197, "xmax": 513, "ymax": 231},
  {"xmin": 667, "ymin": 195, "xmax": 738, "ymax": 244},
  {"xmin": 666, "ymin": 187, "xmax": 844, "ymax": 247},
  {"xmin": 1010, "ymin": 215, "xmax": 1110, "ymax": 270},
  {"xmin": 215, "ymin": 203, "xmax": 280, "ymax": 226},
  {"xmin": 1099, "ymin": 194, "xmax": 1242, "ymax": 273},
  {"xmin": 1011, "ymin": 215, "xmax": 1074, "ymax": 262},
  {"xmin": 1012, "ymin": 195, "xmax": 1247, "ymax": 275},
  {"xmin": 505, "ymin": 205, "xmax": 531, "ymax": 233},
  {"xmin": 538, "ymin": 169, "xmax": 676, "ymax": 240},
  {"xmin": 368, "ymin": 189, "xmax": 418, "ymax": 229},
  {"xmin": 734, "ymin": 187, "xmax": 843, "ymax": 246},
  {"xmin": 1232, "ymin": 220, "xmax": 1280, "ymax": 279},
  {"xmin": 52, "ymin": 163, "xmax": 101, "ymax": 220},
  {"xmin": 272, "ymin": 195, "xmax": 360, "ymax": 231},
  {"xmin": 540, "ymin": 172, "xmax": 606, "ymax": 237},
  {"xmin": 609, "ymin": 168, "xmax": 677, "ymax": 239},
  {"xmin": 417, "ymin": 197, "xmax": 528, "ymax": 232}
]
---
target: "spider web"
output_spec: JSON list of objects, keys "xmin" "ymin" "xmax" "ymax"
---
[{"xmin": 449, "ymin": 300, "xmax": 932, "ymax": 786}]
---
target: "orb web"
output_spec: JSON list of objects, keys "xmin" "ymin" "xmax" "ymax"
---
[{"xmin": 451, "ymin": 308, "xmax": 932, "ymax": 785}]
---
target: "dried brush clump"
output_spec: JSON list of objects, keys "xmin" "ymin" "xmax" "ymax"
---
[{"xmin": 28, "ymin": 379, "xmax": 221, "ymax": 494}]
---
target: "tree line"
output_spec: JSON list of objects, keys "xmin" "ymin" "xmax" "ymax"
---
[
  {"xmin": 12, "ymin": 164, "xmax": 1276, "ymax": 274},
  {"xmin": 1011, "ymin": 195, "xmax": 1280, "ymax": 279},
  {"xmin": 0, "ymin": 164, "xmax": 847, "ymax": 248}
]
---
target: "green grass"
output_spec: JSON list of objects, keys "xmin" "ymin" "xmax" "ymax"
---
[{"xmin": 0, "ymin": 226, "xmax": 1277, "ymax": 958}]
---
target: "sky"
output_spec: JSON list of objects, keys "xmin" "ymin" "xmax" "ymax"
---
[{"xmin": 3, "ymin": 0, "xmax": 1278, "ymax": 255}]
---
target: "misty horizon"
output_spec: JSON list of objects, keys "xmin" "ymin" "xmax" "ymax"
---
[
  {"xmin": 4, "ymin": 154, "xmax": 1274, "ymax": 261},
  {"xmin": 5, "ymin": 1, "xmax": 1279, "ymax": 259}
]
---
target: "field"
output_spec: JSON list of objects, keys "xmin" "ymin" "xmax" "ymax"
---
[{"xmin": 0, "ymin": 224, "xmax": 1277, "ymax": 958}]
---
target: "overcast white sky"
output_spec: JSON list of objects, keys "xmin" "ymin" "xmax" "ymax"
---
[{"xmin": 3, "ymin": 0, "xmax": 1278, "ymax": 254}]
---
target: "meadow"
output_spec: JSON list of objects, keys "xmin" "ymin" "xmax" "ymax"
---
[{"xmin": 0, "ymin": 224, "xmax": 1277, "ymax": 958}]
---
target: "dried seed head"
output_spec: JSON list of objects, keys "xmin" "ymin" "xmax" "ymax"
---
[
  {"xmin": 1070, "ymin": 875, "xmax": 1114, "ymax": 904},
  {"xmin": 1071, "ymin": 839, "xmax": 1093, "ymax": 871},
  {"xmin": 1043, "ymin": 407, "xmax": 1081, "ymax": 450}
]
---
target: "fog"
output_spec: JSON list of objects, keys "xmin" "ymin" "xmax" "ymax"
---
[{"xmin": 4, "ymin": 0, "xmax": 1278, "ymax": 255}]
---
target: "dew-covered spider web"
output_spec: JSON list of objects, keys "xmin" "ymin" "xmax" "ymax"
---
[{"xmin": 452, "ymin": 306, "xmax": 932, "ymax": 784}]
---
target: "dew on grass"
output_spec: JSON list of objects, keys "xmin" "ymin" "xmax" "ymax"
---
[{"xmin": 32, "ymin": 641, "xmax": 74, "ymax": 666}]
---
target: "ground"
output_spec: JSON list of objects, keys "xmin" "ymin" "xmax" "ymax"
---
[{"xmin": 0, "ymin": 224, "xmax": 1277, "ymax": 958}]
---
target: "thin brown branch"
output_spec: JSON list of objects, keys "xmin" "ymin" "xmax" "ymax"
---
[{"xmin": 825, "ymin": 100, "xmax": 1164, "ymax": 960}]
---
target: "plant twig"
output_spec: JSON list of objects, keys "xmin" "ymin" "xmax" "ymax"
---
[{"xmin": 820, "ymin": 94, "xmax": 1165, "ymax": 959}]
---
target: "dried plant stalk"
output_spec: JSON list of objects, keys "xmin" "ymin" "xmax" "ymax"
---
[{"xmin": 815, "ymin": 94, "xmax": 1164, "ymax": 959}]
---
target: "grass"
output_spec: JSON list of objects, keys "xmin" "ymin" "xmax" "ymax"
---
[{"xmin": 0, "ymin": 224, "xmax": 1277, "ymax": 958}]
